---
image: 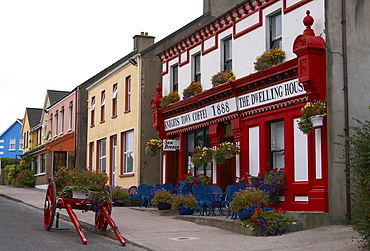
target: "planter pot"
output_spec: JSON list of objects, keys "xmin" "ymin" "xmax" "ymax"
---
[
  {"xmin": 157, "ymin": 202, "xmax": 171, "ymax": 210},
  {"xmin": 238, "ymin": 206, "xmax": 257, "ymax": 221},
  {"xmin": 178, "ymin": 205, "xmax": 194, "ymax": 215},
  {"xmin": 248, "ymin": 176, "xmax": 259, "ymax": 186},
  {"xmin": 72, "ymin": 191, "xmax": 89, "ymax": 199},
  {"xmin": 113, "ymin": 199, "xmax": 125, "ymax": 207},
  {"xmin": 310, "ymin": 115, "xmax": 324, "ymax": 128},
  {"xmin": 256, "ymin": 226, "xmax": 266, "ymax": 236}
]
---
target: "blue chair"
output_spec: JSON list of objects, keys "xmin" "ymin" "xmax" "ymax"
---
[
  {"xmin": 193, "ymin": 185, "xmax": 215, "ymax": 216},
  {"xmin": 177, "ymin": 183, "xmax": 193, "ymax": 195},
  {"xmin": 138, "ymin": 184, "xmax": 154, "ymax": 208},
  {"xmin": 224, "ymin": 185, "xmax": 242, "ymax": 219},
  {"xmin": 211, "ymin": 186, "xmax": 225, "ymax": 215},
  {"xmin": 161, "ymin": 183, "xmax": 174, "ymax": 193},
  {"xmin": 154, "ymin": 183, "xmax": 162, "ymax": 190},
  {"xmin": 127, "ymin": 186, "xmax": 140, "ymax": 206}
]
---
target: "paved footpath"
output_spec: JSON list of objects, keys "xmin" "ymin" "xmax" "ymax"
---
[{"xmin": 0, "ymin": 185, "xmax": 361, "ymax": 251}]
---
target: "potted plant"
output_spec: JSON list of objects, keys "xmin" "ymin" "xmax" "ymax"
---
[
  {"xmin": 109, "ymin": 185, "xmax": 130, "ymax": 206},
  {"xmin": 243, "ymin": 205, "xmax": 293, "ymax": 236},
  {"xmin": 182, "ymin": 81, "xmax": 202, "ymax": 99},
  {"xmin": 151, "ymin": 189, "xmax": 173, "ymax": 210},
  {"xmin": 145, "ymin": 139, "xmax": 163, "ymax": 157},
  {"xmin": 230, "ymin": 187, "xmax": 268, "ymax": 221},
  {"xmin": 211, "ymin": 70, "xmax": 236, "ymax": 87},
  {"xmin": 171, "ymin": 194, "xmax": 196, "ymax": 215},
  {"xmin": 254, "ymin": 48, "xmax": 285, "ymax": 71},
  {"xmin": 257, "ymin": 168, "xmax": 286, "ymax": 203},
  {"xmin": 160, "ymin": 91, "xmax": 180, "ymax": 108},
  {"xmin": 213, "ymin": 142, "xmax": 240, "ymax": 164},
  {"xmin": 50, "ymin": 167, "xmax": 109, "ymax": 212},
  {"xmin": 297, "ymin": 101, "xmax": 327, "ymax": 134},
  {"xmin": 175, "ymin": 173, "xmax": 211, "ymax": 188},
  {"xmin": 191, "ymin": 146, "xmax": 214, "ymax": 167}
]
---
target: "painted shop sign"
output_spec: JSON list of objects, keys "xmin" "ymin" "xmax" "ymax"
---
[
  {"xmin": 163, "ymin": 139, "xmax": 180, "ymax": 151},
  {"xmin": 164, "ymin": 97, "xmax": 238, "ymax": 130},
  {"xmin": 164, "ymin": 79, "xmax": 305, "ymax": 131},
  {"xmin": 238, "ymin": 78, "xmax": 305, "ymax": 111}
]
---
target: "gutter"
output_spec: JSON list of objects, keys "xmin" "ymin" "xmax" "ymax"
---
[{"xmin": 342, "ymin": 0, "xmax": 350, "ymax": 219}]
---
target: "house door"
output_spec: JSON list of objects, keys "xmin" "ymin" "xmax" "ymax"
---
[
  {"xmin": 166, "ymin": 151, "xmax": 179, "ymax": 186},
  {"xmin": 218, "ymin": 158, "xmax": 235, "ymax": 192},
  {"xmin": 54, "ymin": 151, "xmax": 67, "ymax": 170}
]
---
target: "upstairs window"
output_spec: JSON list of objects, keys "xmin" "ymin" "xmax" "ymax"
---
[
  {"xmin": 193, "ymin": 53, "xmax": 201, "ymax": 82},
  {"xmin": 68, "ymin": 101, "xmax": 73, "ymax": 130},
  {"xmin": 111, "ymin": 83, "xmax": 118, "ymax": 118},
  {"xmin": 60, "ymin": 107, "xmax": 64, "ymax": 134},
  {"xmin": 90, "ymin": 96, "xmax": 96, "ymax": 127},
  {"xmin": 223, "ymin": 37, "xmax": 232, "ymax": 71},
  {"xmin": 100, "ymin": 90, "xmax": 106, "ymax": 123},
  {"xmin": 49, "ymin": 114, "xmax": 53, "ymax": 139},
  {"xmin": 171, "ymin": 65, "xmax": 178, "ymax": 92},
  {"xmin": 54, "ymin": 110, "xmax": 58, "ymax": 136},
  {"xmin": 9, "ymin": 138, "xmax": 15, "ymax": 150},
  {"xmin": 269, "ymin": 12, "xmax": 282, "ymax": 49},
  {"xmin": 125, "ymin": 76, "xmax": 131, "ymax": 113}
]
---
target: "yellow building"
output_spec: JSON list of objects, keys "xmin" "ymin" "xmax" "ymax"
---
[{"xmin": 86, "ymin": 34, "xmax": 154, "ymax": 188}]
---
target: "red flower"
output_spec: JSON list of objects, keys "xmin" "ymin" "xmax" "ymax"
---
[
  {"xmin": 251, "ymin": 219, "xmax": 257, "ymax": 223},
  {"xmin": 250, "ymin": 211, "xmax": 254, "ymax": 215},
  {"xmin": 258, "ymin": 204, "xmax": 263, "ymax": 208},
  {"xmin": 275, "ymin": 210, "xmax": 279, "ymax": 213},
  {"xmin": 273, "ymin": 168, "xmax": 278, "ymax": 173},
  {"xmin": 256, "ymin": 211, "xmax": 262, "ymax": 216},
  {"xmin": 256, "ymin": 208, "xmax": 260, "ymax": 211}
]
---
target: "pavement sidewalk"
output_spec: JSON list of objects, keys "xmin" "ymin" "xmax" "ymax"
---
[{"xmin": 0, "ymin": 185, "xmax": 360, "ymax": 251}]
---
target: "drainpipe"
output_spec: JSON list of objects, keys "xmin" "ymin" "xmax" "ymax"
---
[
  {"xmin": 342, "ymin": 0, "xmax": 350, "ymax": 219},
  {"xmin": 136, "ymin": 54, "xmax": 142, "ymax": 186}
]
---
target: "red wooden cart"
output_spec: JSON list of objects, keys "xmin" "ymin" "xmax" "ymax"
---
[{"xmin": 43, "ymin": 181, "xmax": 126, "ymax": 245}]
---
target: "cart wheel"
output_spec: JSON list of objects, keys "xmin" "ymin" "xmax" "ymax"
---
[
  {"xmin": 95, "ymin": 204, "xmax": 112, "ymax": 231},
  {"xmin": 44, "ymin": 181, "xmax": 57, "ymax": 231}
]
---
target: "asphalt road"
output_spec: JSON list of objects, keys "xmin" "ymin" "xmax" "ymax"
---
[{"xmin": 0, "ymin": 196, "xmax": 148, "ymax": 251}]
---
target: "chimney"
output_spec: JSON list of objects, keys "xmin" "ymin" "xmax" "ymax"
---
[{"xmin": 133, "ymin": 32, "xmax": 155, "ymax": 52}]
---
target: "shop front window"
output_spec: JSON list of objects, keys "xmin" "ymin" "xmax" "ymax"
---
[
  {"xmin": 270, "ymin": 120, "xmax": 284, "ymax": 170},
  {"xmin": 186, "ymin": 128, "xmax": 211, "ymax": 177}
]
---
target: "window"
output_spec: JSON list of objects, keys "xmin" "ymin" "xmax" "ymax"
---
[
  {"xmin": 19, "ymin": 138, "xmax": 23, "ymax": 150},
  {"xmin": 60, "ymin": 107, "xmax": 64, "ymax": 134},
  {"xmin": 186, "ymin": 129, "xmax": 211, "ymax": 177},
  {"xmin": 9, "ymin": 138, "xmax": 15, "ymax": 150},
  {"xmin": 111, "ymin": 135, "xmax": 117, "ymax": 185},
  {"xmin": 49, "ymin": 114, "xmax": 53, "ymax": 138},
  {"xmin": 121, "ymin": 130, "xmax": 134, "ymax": 174},
  {"xmin": 193, "ymin": 54, "xmax": 201, "ymax": 82},
  {"xmin": 90, "ymin": 96, "xmax": 96, "ymax": 127},
  {"xmin": 100, "ymin": 91, "xmax": 106, "ymax": 123},
  {"xmin": 111, "ymin": 84, "xmax": 118, "ymax": 117},
  {"xmin": 89, "ymin": 142, "xmax": 94, "ymax": 171},
  {"xmin": 54, "ymin": 111, "xmax": 58, "ymax": 136},
  {"xmin": 223, "ymin": 37, "xmax": 232, "ymax": 71},
  {"xmin": 269, "ymin": 12, "xmax": 282, "ymax": 49},
  {"xmin": 125, "ymin": 76, "xmax": 131, "ymax": 112},
  {"xmin": 41, "ymin": 154, "xmax": 46, "ymax": 173},
  {"xmin": 270, "ymin": 120, "xmax": 284, "ymax": 170},
  {"xmin": 171, "ymin": 65, "xmax": 178, "ymax": 92},
  {"xmin": 68, "ymin": 101, "xmax": 73, "ymax": 130},
  {"xmin": 98, "ymin": 138, "xmax": 107, "ymax": 173}
]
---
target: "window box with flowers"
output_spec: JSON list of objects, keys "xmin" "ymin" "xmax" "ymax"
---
[
  {"xmin": 213, "ymin": 142, "xmax": 240, "ymax": 165},
  {"xmin": 171, "ymin": 194, "xmax": 196, "ymax": 215},
  {"xmin": 160, "ymin": 91, "xmax": 180, "ymax": 108},
  {"xmin": 145, "ymin": 139, "xmax": 163, "ymax": 157},
  {"xmin": 175, "ymin": 173, "xmax": 211, "ymax": 188},
  {"xmin": 182, "ymin": 81, "xmax": 202, "ymax": 99},
  {"xmin": 254, "ymin": 48, "xmax": 285, "ymax": 71},
  {"xmin": 297, "ymin": 101, "xmax": 327, "ymax": 134},
  {"xmin": 191, "ymin": 146, "xmax": 214, "ymax": 167},
  {"xmin": 257, "ymin": 168, "xmax": 286, "ymax": 203},
  {"xmin": 211, "ymin": 70, "xmax": 236, "ymax": 87}
]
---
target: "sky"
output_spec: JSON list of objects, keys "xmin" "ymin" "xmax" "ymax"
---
[{"xmin": 0, "ymin": 0, "xmax": 203, "ymax": 134}]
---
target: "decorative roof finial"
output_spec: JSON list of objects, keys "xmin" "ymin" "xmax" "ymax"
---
[{"xmin": 303, "ymin": 10, "xmax": 315, "ymax": 36}]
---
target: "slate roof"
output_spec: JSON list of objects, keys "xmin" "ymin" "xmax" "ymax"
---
[
  {"xmin": 47, "ymin": 90, "xmax": 69, "ymax": 106},
  {"xmin": 26, "ymin": 108, "xmax": 43, "ymax": 128}
]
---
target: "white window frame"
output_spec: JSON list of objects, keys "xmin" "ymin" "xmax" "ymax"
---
[
  {"xmin": 269, "ymin": 11, "xmax": 282, "ymax": 49},
  {"xmin": 99, "ymin": 138, "xmax": 107, "ymax": 173},
  {"xmin": 123, "ymin": 130, "xmax": 134, "ymax": 174},
  {"xmin": 171, "ymin": 64, "xmax": 178, "ymax": 92},
  {"xmin": 9, "ymin": 138, "xmax": 16, "ymax": 151},
  {"xmin": 222, "ymin": 36, "xmax": 232, "ymax": 71},
  {"xmin": 68, "ymin": 101, "xmax": 73, "ymax": 130}
]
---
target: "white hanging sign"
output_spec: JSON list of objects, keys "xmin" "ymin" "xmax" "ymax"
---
[{"xmin": 162, "ymin": 139, "xmax": 180, "ymax": 151}]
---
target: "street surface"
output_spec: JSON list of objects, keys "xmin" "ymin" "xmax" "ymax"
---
[{"xmin": 0, "ymin": 196, "xmax": 147, "ymax": 251}]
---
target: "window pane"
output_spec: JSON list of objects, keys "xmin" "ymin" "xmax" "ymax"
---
[
  {"xmin": 270, "ymin": 121, "xmax": 284, "ymax": 170},
  {"xmin": 172, "ymin": 65, "xmax": 178, "ymax": 92}
]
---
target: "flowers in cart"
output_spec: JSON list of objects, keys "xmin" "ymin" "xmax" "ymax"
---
[
  {"xmin": 176, "ymin": 172, "xmax": 211, "ymax": 188},
  {"xmin": 50, "ymin": 167, "xmax": 109, "ymax": 212},
  {"xmin": 257, "ymin": 168, "xmax": 286, "ymax": 203}
]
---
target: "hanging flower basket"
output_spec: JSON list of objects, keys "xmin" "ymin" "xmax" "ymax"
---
[
  {"xmin": 213, "ymin": 142, "xmax": 240, "ymax": 164},
  {"xmin": 310, "ymin": 114, "xmax": 324, "ymax": 128},
  {"xmin": 298, "ymin": 101, "xmax": 327, "ymax": 134},
  {"xmin": 191, "ymin": 146, "xmax": 214, "ymax": 167},
  {"xmin": 145, "ymin": 139, "xmax": 163, "ymax": 157}
]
